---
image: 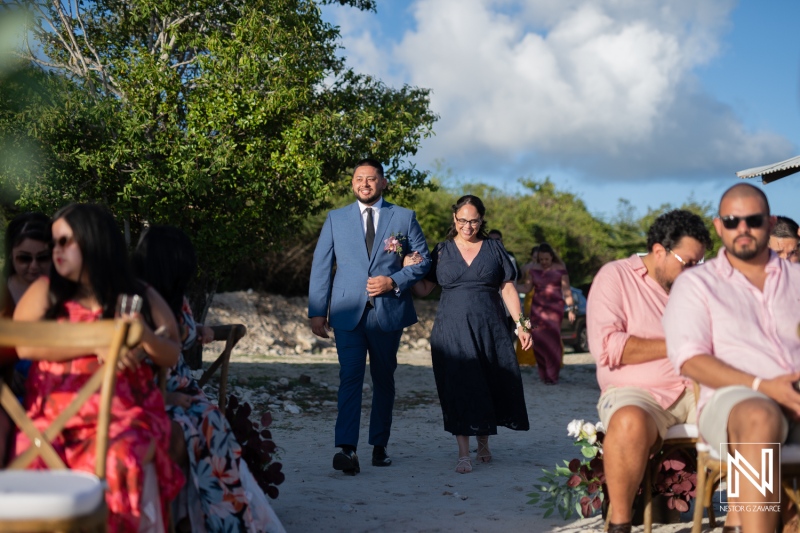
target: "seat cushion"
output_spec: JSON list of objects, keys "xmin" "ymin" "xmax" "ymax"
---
[{"xmin": 0, "ymin": 471, "xmax": 104, "ymax": 519}]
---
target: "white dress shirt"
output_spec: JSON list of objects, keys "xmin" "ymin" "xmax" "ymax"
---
[{"xmin": 358, "ymin": 197, "xmax": 382, "ymax": 236}]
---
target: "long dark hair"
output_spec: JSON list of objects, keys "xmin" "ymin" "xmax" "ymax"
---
[
  {"xmin": 4, "ymin": 212, "xmax": 51, "ymax": 277},
  {"xmin": 46, "ymin": 204, "xmax": 143, "ymax": 319},
  {"xmin": 445, "ymin": 195, "xmax": 490, "ymax": 240},
  {"xmin": 131, "ymin": 225, "xmax": 197, "ymax": 320},
  {"xmin": 536, "ymin": 242, "xmax": 564, "ymax": 266}
]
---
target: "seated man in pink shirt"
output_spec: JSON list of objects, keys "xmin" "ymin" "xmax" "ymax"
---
[
  {"xmin": 587, "ymin": 210, "xmax": 710, "ymax": 533},
  {"xmin": 664, "ymin": 183, "xmax": 800, "ymax": 533}
]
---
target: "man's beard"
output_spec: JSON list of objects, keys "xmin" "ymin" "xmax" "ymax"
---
[
  {"xmin": 355, "ymin": 189, "xmax": 381, "ymax": 204},
  {"xmin": 728, "ymin": 233, "xmax": 767, "ymax": 261},
  {"xmin": 654, "ymin": 265, "xmax": 673, "ymax": 294}
]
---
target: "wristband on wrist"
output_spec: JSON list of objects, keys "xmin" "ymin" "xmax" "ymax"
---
[{"xmin": 752, "ymin": 376, "xmax": 762, "ymax": 392}]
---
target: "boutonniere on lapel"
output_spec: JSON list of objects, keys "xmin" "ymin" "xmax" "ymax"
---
[{"xmin": 383, "ymin": 233, "xmax": 408, "ymax": 258}]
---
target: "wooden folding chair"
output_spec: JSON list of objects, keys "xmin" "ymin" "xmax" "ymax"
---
[
  {"xmin": 197, "ymin": 324, "xmax": 246, "ymax": 415},
  {"xmin": 0, "ymin": 319, "xmax": 142, "ymax": 532}
]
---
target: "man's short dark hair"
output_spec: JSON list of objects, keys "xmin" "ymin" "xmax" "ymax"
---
[
  {"xmin": 646, "ymin": 210, "xmax": 713, "ymax": 252},
  {"xmin": 488, "ymin": 229, "xmax": 503, "ymax": 238},
  {"xmin": 353, "ymin": 158, "xmax": 384, "ymax": 178},
  {"xmin": 772, "ymin": 216, "xmax": 799, "ymax": 239},
  {"xmin": 719, "ymin": 183, "xmax": 770, "ymax": 215}
]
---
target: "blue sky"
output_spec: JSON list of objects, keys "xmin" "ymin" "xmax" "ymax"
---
[{"xmin": 322, "ymin": 0, "xmax": 800, "ymax": 221}]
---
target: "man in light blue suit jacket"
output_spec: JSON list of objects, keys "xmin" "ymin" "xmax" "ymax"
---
[{"xmin": 309, "ymin": 158, "xmax": 431, "ymax": 475}]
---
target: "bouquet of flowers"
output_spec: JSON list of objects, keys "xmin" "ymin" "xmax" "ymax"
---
[
  {"xmin": 528, "ymin": 419, "xmax": 698, "ymax": 520},
  {"xmin": 527, "ymin": 419, "xmax": 605, "ymax": 519}
]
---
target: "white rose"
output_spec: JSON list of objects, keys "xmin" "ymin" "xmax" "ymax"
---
[
  {"xmin": 567, "ymin": 419, "xmax": 584, "ymax": 438},
  {"xmin": 581, "ymin": 422, "xmax": 596, "ymax": 438},
  {"xmin": 586, "ymin": 434, "xmax": 598, "ymax": 445},
  {"xmin": 595, "ymin": 421, "xmax": 605, "ymax": 433}
]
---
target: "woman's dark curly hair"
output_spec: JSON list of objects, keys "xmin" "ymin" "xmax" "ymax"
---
[
  {"xmin": 445, "ymin": 195, "xmax": 490, "ymax": 240},
  {"xmin": 646, "ymin": 210, "xmax": 712, "ymax": 252}
]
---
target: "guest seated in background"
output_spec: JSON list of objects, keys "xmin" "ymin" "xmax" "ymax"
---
[
  {"xmin": 133, "ymin": 225, "xmax": 285, "ymax": 533},
  {"xmin": 13, "ymin": 203, "xmax": 184, "ymax": 532},
  {"xmin": 587, "ymin": 210, "xmax": 711, "ymax": 533},
  {"xmin": 664, "ymin": 184, "xmax": 800, "ymax": 533},
  {"xmin": 769, "ymin": 215, "xmax": 799, "ymax": 263},
  {"xmin": 3, "ymin": 213, "xmax": 51, "ymax": 393},
  {"xmin": 4, "ymin": 212, "xmax": 52, "ymax": 309},
  {"xmin": 0, "ymin": 212, "xmax": 51, "ymax": 465}
]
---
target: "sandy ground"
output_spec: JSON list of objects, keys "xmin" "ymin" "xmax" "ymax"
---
[{"xmin": 216, "ymin": 350, "xmax": 718, "ymax": 533}]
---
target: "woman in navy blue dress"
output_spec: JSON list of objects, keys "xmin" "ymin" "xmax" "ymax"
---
[{"xmin": 408, "ymin": 195, "xmax": 531, "ymax": 473}]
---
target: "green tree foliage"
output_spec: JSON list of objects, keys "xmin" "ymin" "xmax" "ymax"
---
[{"xmin": 0, "ymin": 0, "xmax": 437, "ymax": 308}]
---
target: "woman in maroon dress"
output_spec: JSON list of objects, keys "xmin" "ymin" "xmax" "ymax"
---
[{"xmin": 517, "ymin": 243, "xmax": 576, "ymax": 384}]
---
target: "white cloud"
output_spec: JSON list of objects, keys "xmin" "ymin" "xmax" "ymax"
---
[{"xmin": 328, "ymin": 0, "xmax": 795, "ymax": 182}]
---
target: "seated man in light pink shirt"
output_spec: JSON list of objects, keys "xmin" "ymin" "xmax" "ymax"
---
[
  {"xmin": 664, "ymin": 183, "xmax": 800, "ymax": 533},
  {"xmin": 588, "ymin": 210, "xmax": 710, "ymax": 533}
]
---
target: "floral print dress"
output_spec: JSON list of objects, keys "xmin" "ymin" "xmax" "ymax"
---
[
  {"xmin": 167, "ymin": 299, "xmax": 282, "ymax": 532},
  {"xmin": 17, "ymin": 301, "xmax": 184, "ymax": 532}
]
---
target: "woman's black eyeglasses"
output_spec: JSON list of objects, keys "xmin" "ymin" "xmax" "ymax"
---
[{"xmin": 719, "ymin": 214, "xmax": 766, "ymax": 230}]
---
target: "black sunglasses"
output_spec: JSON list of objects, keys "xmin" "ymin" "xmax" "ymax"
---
[
  {"xmin": 49, "ymin": 235, "xmax": 75, "ymax": 249},
  {"xmin": 14, "ymin": 253, "xmax": 51, "ymax": 265},
  {"xmin": 719, "ymin": 214, "xmax": 766, "ymax": 230}
]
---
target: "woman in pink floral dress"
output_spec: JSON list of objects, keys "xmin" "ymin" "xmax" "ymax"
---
[{"xmin": 13, "ymin": 204, "xmax": 184, "ymax": 532}]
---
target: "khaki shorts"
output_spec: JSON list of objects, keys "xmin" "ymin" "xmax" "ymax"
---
[
  {"xmin": 698, "ymin": 386, "xmax": 799, "ymax": 454},
  {"xmin": 597, "ymin": 387, "xmax": 697, "ymax": 441}
]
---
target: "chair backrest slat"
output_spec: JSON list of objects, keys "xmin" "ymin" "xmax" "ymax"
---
[{"xmin": 0, "ymin": 319, "xmax": 143, "ymax": 478}]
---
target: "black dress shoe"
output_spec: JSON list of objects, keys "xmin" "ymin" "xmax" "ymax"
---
[
  {"xmin": 332, "ymin": 449, "xmax": 360, "ymax": 475},
  {"xmin": 372, "ymin": 445, "xmax": 392, "ymax": 467}
]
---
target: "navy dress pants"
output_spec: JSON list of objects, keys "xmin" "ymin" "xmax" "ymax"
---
[{"xmin": 334, "ymin": 306, "xmax": 403, "ymax": 448}]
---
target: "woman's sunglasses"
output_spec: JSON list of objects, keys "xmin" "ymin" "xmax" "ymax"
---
[
  {"xmin": 49, "ymin": 235, "xmax": 75, "ymax": 249},
  {"xmin": 719, "ymin": 214, "xmax": 766, "ymax": 230},
  {"xmin": 14, "ymin": 253, "xmax": 51, "ymax": 265}
]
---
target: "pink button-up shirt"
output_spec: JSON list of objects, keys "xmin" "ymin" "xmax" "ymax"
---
[
  {"xmin": 663, "ymin": 247, "xmax": 800, "ymax": 413},
  {"xmin": 588, "ymin": 254, "xmax": 689, "ymax": 409}
]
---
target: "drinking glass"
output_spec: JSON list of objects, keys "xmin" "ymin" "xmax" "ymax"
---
[{"xmin": 115, "ymin": 293, "xmax": 142, "ymax": 318}]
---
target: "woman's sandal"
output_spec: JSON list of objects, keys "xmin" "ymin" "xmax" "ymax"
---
[
  {"xmin": 476, "ymin": 438, "xmax": 492, "ymax": 464},
  {"xmin": 455, "ymin": 456, "xmax": 472, "ymax": 474}
]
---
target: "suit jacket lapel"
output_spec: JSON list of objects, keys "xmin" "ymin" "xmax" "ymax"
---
[{"xmin": 370, "ymin": 201, "xmax": 394, "ymax": 264}]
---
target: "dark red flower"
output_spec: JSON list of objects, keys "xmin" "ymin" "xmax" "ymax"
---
[{"xmin": 567, "ymin": 474, "xmax": 582, "ymax": 488}]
